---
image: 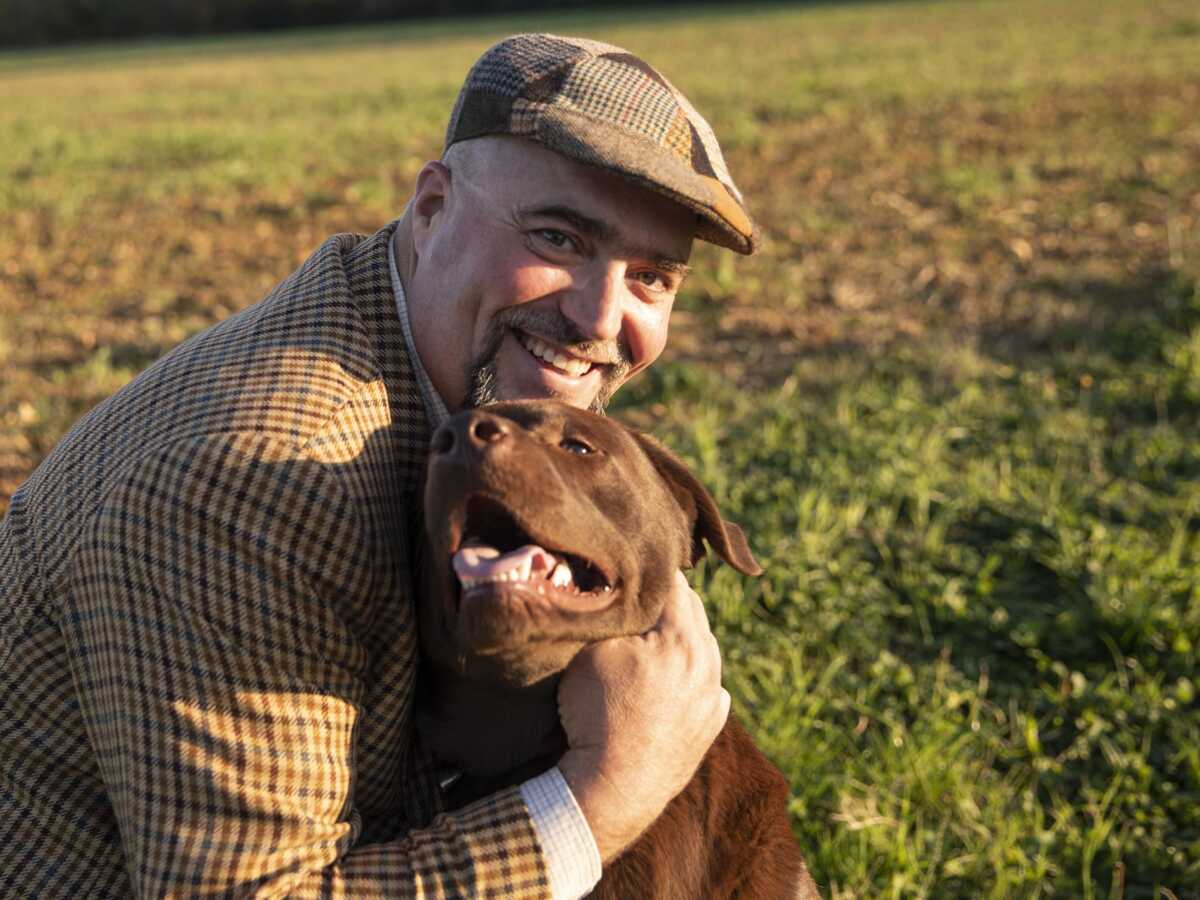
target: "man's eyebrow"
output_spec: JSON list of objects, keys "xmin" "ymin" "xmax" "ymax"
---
[
  {"xmin": 518, "ymin": 204, "xmax": 614, "ymax": 241},
  {"xmin": 655, "ymin": 258, "xmax": 693, "ymax": 279},
  {"xmin": 517, "ymin": 203, "xmax": 692, "ymax": 277}
]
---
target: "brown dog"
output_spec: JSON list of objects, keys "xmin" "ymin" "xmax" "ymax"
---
[{"xmin": 416, "ymin": 399, "xmax": 820, "ymax": 898}]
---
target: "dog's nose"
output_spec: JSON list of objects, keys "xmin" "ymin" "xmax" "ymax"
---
[
  {"xmin": 468, "ymin": 415, "xmax": 508, "ymax": 446},
  {"xmin": 430, "ymin": 412, "xmax": 511, "ymax": 459}
]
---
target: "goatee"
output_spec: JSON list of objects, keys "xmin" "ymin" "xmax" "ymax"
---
[{"xmin": 465, "ymin": 307, "xmax": 631, "ymax": 414}]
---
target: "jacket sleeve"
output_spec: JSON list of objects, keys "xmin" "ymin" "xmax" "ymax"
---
[{"xmin": 61, "ymin": 432, "xmax": 552, "ymax": 898}]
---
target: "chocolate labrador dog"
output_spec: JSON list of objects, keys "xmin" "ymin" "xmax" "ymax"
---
[{"xmin": 416, "ymin": 399, "xmax": 819, "ymax": 899}]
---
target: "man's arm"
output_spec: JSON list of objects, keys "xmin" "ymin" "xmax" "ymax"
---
[
  {"xmin": 62, "ymin": 433, "xmax": 552, "ymax": 897},
  {"xmin": 558, "ymin": 571, "xmax": 731, "ymax": 862}
]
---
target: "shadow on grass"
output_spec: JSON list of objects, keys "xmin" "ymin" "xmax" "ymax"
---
[
  {"xmin": 908, "ymin": 264, "xmax": 1195, "ymax": 651},
  {"xmin": 980, "ymin": 267, "xmax": 1196, "ymax": 368}
]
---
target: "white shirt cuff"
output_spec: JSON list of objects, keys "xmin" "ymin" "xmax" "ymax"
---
[{"xmin": 519, "ymin": 767, "xmax": 603, "ymax": 900}]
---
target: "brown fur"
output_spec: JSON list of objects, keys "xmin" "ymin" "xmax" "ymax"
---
[{"xmin": 417, "ymin": 400, "xmax": 820, "ymax": 898}]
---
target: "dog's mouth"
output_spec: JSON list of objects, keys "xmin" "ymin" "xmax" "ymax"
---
[{"xmin": 448, "ymin": 495, "xmax": 617, "ymax": 613}]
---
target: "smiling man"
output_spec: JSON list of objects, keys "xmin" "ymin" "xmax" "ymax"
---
[
  {"xmin": 0, "ymin": 34, "xmax": 760, "ymax": 898},
  {"xmin": 401, "ymin": 136, "xmax": 697, "ymax": 414}
]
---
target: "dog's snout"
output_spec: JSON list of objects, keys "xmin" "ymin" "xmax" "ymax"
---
[
  {"xmin": 431, "ymin": 423, "xmax": 456, "ymax": 456},
  {"xmin": 431, "ymin": 412, "xmax": 511, "ymax": 461}
]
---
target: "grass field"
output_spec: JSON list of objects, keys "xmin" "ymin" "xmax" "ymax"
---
[{"xmin": 2, "ymin": 0, "xmax": 1199, "ymax": 895}]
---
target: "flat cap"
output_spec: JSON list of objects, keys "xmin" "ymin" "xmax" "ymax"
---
[{"xmin": 445, "ymin": 33, "xmax": 759, "ymax": 254}]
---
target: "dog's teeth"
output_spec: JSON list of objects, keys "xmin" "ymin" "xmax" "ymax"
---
[
  {"xmin": 458, "ymin": 544, "xmax": 500, "ymax": 565},
  {"xmin": 515, "ymin": 556, "xmax": 533, "ymax": 582},
  {"xmin": 550, "ymin": 562, "xmax": 573, "ymax": 588}
]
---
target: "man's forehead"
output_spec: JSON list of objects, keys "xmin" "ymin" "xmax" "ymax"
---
[{"xmin": 469, "ymin": 139, "xmax": 695, "ymax": 261}]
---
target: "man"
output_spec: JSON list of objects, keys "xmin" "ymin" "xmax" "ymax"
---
[{"xmin": 0, "ymin": 33, "xmax": 760, "ymax": 897}]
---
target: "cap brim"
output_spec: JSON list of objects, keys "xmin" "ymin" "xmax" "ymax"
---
[
  {"xmin": 451, "ymin": 101, "xmax": 760, "ymax": 255},
  {"xmin": 534, "ymin": 108, "xmax": 759, "ymax": 255}
]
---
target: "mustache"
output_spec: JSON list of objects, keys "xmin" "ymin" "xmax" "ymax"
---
[
  {"xmin": 463, "ymin": 306, "xmax": 633, "ymax": 413},
  {"xmin": 497, "ymin": 306, "xmax": 630, "ymax": 367}
]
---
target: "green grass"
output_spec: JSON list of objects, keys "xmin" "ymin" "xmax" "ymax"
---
[
  {"xmin": 3, "ymin": 0, "xmax": 1197, "ymax": 218},
  {"xmin": 2, "ymin": 0, "xmax": 1199, "ymax": 895},
  {"xmin": 615, "ymin": 271, "xmax": 1200, "ymax": 896}
]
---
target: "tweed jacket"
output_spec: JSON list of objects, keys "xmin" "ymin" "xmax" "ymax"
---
[{"xmin": 0, "ymin": 221, "xmax": 552, "ymax": 897}]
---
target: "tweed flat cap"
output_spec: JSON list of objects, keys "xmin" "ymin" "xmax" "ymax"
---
[{"xmin": 445, "ymin": 33, "xmax": 759, "ymax": 254}]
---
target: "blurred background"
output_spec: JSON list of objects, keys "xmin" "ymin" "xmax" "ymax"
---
[{"xmin": 1, "ymin": 1, "xmax": 1198, "ymax": 896}]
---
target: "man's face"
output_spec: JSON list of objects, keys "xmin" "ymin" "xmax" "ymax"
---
[{"xmin": 407, "ymin": 138, "xmax": 695, "ymax": 412}]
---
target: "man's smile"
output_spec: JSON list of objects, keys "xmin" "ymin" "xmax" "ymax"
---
[{"xmin": 515, "ymin": 330, "xmax": 602, "ymax": 379}]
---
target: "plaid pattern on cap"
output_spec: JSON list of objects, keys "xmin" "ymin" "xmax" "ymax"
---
[
  {"xmin": 0, "ymin": 222, "xmax": 553, "ymax": 897},
  {"xmin": 446, "ymin": 33, "xmax": 760, "ymax": 254}
]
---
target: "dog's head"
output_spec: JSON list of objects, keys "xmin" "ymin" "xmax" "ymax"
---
[{"xmin": 419, "ymin": 399, "xmax": 761, "ymax": 687}]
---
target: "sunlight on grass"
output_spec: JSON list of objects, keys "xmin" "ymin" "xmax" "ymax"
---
[{"xmin": 616, "ymin": 273, "xmax": 1200, "ymax": 894}]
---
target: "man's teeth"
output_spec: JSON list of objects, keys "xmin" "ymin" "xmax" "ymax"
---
[{"xmin": 519, "ymin": 334, "xmax": 593, "ymax": 377}]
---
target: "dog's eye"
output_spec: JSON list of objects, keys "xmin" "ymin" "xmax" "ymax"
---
[{"xmin": 559, "ymin": 437, "xmax": 595, "ymax": 455}]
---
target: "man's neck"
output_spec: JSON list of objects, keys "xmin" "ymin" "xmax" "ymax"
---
[
  {"xmin": 390, "ymin": 205, "xmax": 418, "ymax": 293},
  {"xmin": 390, "ymin": 207, "xmax": 452, "ymax": 427}
]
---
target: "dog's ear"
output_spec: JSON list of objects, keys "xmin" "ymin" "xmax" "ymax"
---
[{"xmin": 631, "ymin": 431, "xmax": 763, "ymax": 576}]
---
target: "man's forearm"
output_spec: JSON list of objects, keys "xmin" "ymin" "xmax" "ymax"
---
[
  {"xmin": 520, "ymin": 768, "xmax": 603, "ymax": 900},
  {"xmin": 273, "ymin": 787, "xmax": 550, "ymax": 898}
]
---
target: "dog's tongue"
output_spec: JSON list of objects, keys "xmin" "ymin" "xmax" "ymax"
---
[{"xmin": 453, "ymin": 542, "xmax": 557, "ymax": 582}]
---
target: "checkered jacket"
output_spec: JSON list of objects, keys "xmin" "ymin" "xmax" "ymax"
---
[{"xmin": 0, "ymin": 222, "xmax": 551, "ymax": 896}]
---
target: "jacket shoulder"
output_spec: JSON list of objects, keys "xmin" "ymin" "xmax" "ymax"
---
[{"xmin": 15, "ymin": 226, "xmax": 405, "ymax": 595}]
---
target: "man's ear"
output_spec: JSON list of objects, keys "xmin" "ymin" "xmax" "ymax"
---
[
  {"xmin": 411, "ymin": 160, "xmax": 451, "ymax": 256},
  {"xmin": 631, "ymin": 431, "xmax": 763, "ymax": 576}
]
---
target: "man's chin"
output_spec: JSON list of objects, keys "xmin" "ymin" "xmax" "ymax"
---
[
  {"xmin": 465, "ymin": 329, "xmax": 623, "ymax": 413},
  {"xmin": 489, "ymin": 375, "xmax": 604, "ymax": 414},
  {"xmin": 491, "ymin": 378, "xmax": 602, "ymax": 412}
]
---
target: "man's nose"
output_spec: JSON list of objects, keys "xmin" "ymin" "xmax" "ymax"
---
[
  {"xmin": 430, "ymin": 411, "xmax": 510, "ymax": 462},
  {"xmin": 561, "ymin": 260, "xmax": 625, "ymax": 343}
]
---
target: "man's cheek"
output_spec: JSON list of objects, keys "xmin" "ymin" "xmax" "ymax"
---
[{"xmin": 626, "ymin": 317, "xmax": 670, "ymax": 375}]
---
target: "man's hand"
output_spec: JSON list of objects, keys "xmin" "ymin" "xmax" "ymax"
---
[{"xmin": 556, "ymin": 570, "xmax": 731, "ymax": 862}]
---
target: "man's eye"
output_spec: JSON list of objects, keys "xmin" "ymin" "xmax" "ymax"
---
[
  {"xmin": 632, "ymin": 270, "xmax": 672, "ymax": 292},
  {"xmin": 534, "ymin": 229, "xmax": 574, "ymax": 250},
  {"xmin": 559, "ymin": 437, "xmax": 594, "ymax": 455}
]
